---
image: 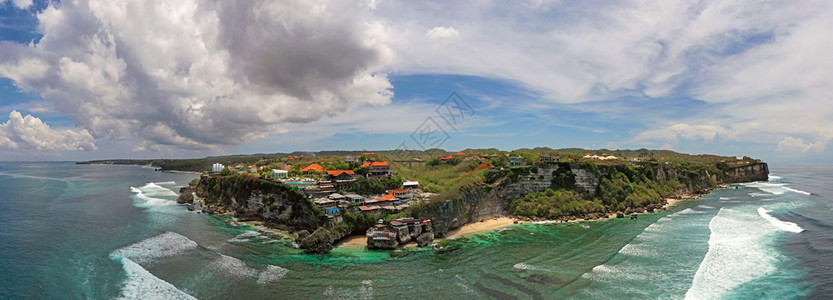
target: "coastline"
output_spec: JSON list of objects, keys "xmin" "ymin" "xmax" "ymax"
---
[{"xmin": 329, "ymin": 188, "xmax": 725, "ymax": 250}]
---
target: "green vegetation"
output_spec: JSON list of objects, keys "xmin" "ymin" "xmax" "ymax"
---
[
  {"xmin": 347, "ymin": 176, "xmax": 405, "ymax": 195},
  {"xmin": 508, "ymin": 189, "xmax": 605, "ymax": 219}
]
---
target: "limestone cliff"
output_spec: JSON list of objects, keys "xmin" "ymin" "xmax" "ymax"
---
[
  {"xmin": 177, "ymin": 175, "xmax": 325, "ymax": 233},
  {"xmin": 414, "ymin": 162, "xmax": 769, "ymax": 237}
]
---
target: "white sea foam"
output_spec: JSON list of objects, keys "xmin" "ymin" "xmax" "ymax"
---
[
  {"xmin": 211, "ymin": 254, "xmax": 288, "ymax": 284},
  {"xmin": 719, "ymin": 197, "xmax": 735, "ymax": 200},
  {"xmin": 324, "ymin": 280, "xmax": 373, "ymax": 299},
  {"xmin": 130, "ymin": 186, "xmax": 177, "ymax": 207},
  {"xmin": 748, "ymin": 192, "xmax": 770, "ymax": 197},
  {"xmin": 256, "ymin": 265, "xmax": 290, "ymax": 284},
  {"xmin": 618, "ymin": 243, "xmax": 653, "ymax": 257},
  {"xmin": 111, "ymin": 232, "xmax": 199, "ymax": 264},
  {"xmin": 685, "ymin": 208, "xmax": 782, "ymax": 299},
  {"xmin": 743, "ymin": 181, "xmax": 812, "ymax": 196},
  {"xmin": 698, "ymin": 205, "xmax": 715, "ymax": 209},
  {"xmin": 784, "ymin": 187, "xmax": 812, "ymax": 196},
  {"xmin": 757, "ymin": 208, "xmax": 804, "ymax": 233},
  {"xmin": 513, "ymin": 262, "xmax": 535, "ymax": 270},
  {"xmin": 154, "ymin": 181, "xmax": 177, "ymax": 185},
  {"xmin": 228, "ymin": 231, "xmax": 261, "ymax": 243},
  {"xmin": 140, "ymin": 182, "xmax": 179, "ymax": 197},
  {"xmin": 114, "ymin": 257, "xmax": 196, "ymax": 300}
]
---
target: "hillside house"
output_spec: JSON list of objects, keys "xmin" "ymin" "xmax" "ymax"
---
[
  {"xmin": 271, "ymin": 169, "xmax": 288, "ymax": 179},
  {"xmin": 507, "ymin": 156, "xmax": 524, "ymax": 167},
  {"xmin": 212, "ymin": 163, "xmax": 225, "ymax": 172},
  {"xmin": 344, "ymin": 194, "xmax": 366, "ymax": 204},
  {"xmin": 302, "ymin": 163, "xmax": 325, "ymax": 174},
  {"xmin": 326, "ymin": 170, "xmax": 356, "ymax": 181},
  {"xmin": 402, "ymin": 181, "xmax": 419, "ymax": 190},
  {"xmin": 367, "ymin": 161, "xmax": 392, "ymax": 178}
]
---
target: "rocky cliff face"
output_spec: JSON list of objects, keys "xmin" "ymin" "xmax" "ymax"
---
[
  {"xmin": 178, "ymin": 175, "xmax": 324, "ymax": 233},
  {"xmin": 725, "ymin": 163, "xmax": 769, "ymax": 182},
  {"xmin": 415, "ymin": 162, "xmax": 769, "ymax": 237}
]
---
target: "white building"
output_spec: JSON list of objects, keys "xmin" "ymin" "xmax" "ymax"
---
[
  {"xmin": 271, "ymin": 169, "xmax": 288, "ymax": 179},
  {"xmin": 402, "ymin": 181, "xmax": 420, "ymax": 189},
  {"xmin": 212, "ymin": 163, "xmax": 225, "ymax": 172}
]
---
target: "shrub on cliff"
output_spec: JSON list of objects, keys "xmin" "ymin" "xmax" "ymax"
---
[{"xmin": 508, "ymin": 189, "xmax": 605, "ymax": 219}]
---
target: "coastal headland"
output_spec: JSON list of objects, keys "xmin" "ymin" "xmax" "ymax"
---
[{"xmin": 85, "ymin": 148, "xmax": 768, "ymax": 254}]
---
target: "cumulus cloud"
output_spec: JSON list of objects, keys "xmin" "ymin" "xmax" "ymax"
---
[
  {"xmin": 379, "ymin": 0, "xmax": 833, "ymax": 153},
  {"xmin": 0, "ymin": 0, "xmax": 393, "ymax": 149},
  {"xmin": 10, "ymin": 0, "xmax": 33, "ymax": 9},
  {"xmin": 632, "ymin": 123, "xmax": 728, "ymax": 143},
  {"xmin": 776, "ymin": 136, "xmax": 827, "ymax": 153},
  {"xmin": 426, "ymin": 26, "xmax": 460, "ymax": 40},
  {"xmin": 0, "ymin": 110, "xmax": 96, "ymax": 151}
]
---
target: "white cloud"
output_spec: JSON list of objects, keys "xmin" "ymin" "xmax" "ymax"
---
[
  {"xmin": 11, "ymin": 0, "xmax": 33, "ymax": 9},
  {"xmin": 378, "ymin": 0, "xmax": 833, "ymax": 153},
  {"xmin": 426, "ymin": 26, "xmax": 460, "ymax": 40},
  {"xmin": 0, "ymin": 0, "xmax": 393, "ymax": 150},
  {"xmin": 776, "ymin": 136, "xmax": 827, "ymax": 153},
  {"xmin": 0, "ymin": 110, "xmax": 96, "ymax": 151},
  {"xmin": 632, "ymin": 123, "xmax": 729, "ymax": 144}
]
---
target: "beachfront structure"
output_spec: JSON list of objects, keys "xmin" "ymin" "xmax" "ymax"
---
[
  {"xmin": 271, "ymin": 169, "xmax": 288, "ymax": 179},
  {"xmin": 344, "ymin": 156, "xmax": 358, "ymax": 163},
  {"xmin": 212, "ymin": 163, "xmax": 225, "ymax": 172}
]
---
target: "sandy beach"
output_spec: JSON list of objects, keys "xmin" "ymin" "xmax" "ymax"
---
[
  {"xmin": 444, "ymin": 217, "xmax": 517, "ymax": 239},
  {"xmin": 335, "ymin": 234, "xmax": 367, "ymax": 249}
]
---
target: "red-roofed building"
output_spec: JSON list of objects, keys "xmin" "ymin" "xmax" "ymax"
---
[
  {"xmin": 438, "ymin": 155, "xmax": 454, "ymax": 161},
  {"xmin": 326, "ymin": 170, "xmax": 356, "ymax": 181},
  {"xmin": 302, "ymin": 163, "xmax": 325, "ymax": 173},
  {"xmin": 388, "ymin": 189, "xmax": 409, "ymax": 198},
  {"xmin": 368, "ymin": 161, "xmax": 391, "ymax": 178},
  {"xmin": 376, "ymin": 194, "xmax": 396, "ymax": 202},
  {"xmin": 454, "ymin": 152, "xmax": 465, "ymax": 156}
]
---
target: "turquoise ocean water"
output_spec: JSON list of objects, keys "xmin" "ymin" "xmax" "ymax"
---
[{"xmin": 0, "ymin": 162, "xmax": 830, "ymax": 299}]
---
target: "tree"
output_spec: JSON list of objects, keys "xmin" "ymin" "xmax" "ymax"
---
[
  {"xmin": 353, "ymin": 166, "xmax": 371, "ymax": 176},
  {"xmin": 219, "ymin": 168, "xmax": 231, "ymax": 176}
]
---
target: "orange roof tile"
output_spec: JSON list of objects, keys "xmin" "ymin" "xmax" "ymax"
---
[
  {"xmin": 301, "ymin": 163, "xmax": 325, "ymax": 172},
  {"xmin": 361, "ymin": 162, "xmax": 371, "ymax": 167},
  {"xmin": 454, "ymin": 152, "xmax": 465, "ymax": 156},
  {"xmin": 370, "ymin": 161, "xmax": 388, "ymax": 167},
  {"xmin": 326, "ymin": 170, "xmax": 355, "ymax": 176}
]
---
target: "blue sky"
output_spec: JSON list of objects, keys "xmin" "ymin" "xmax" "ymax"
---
[{"xmin": 0, "ymin": 0, "xmax": 831, "ymax": 162}]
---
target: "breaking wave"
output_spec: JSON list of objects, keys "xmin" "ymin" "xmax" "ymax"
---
[
  {"xmin": 111, "ymin": 232, "xmax": 198, "ymax": 265},
  {"xmin": 110, "ymin": 232, "xmax": 200, "ymax": 299},
  {"xmin": 685, "ymin": 208, "xmax": 783, "ymax": 299},
  {"xmin": 758, "ymin": 208, "xmax": 804, "ymax": 233},
  {"xmin": 211, "ymin": 254, "xmax": 288, "ymax": 284},
  {"xmin": 113, "ymin": 257, "xmax": 196, "ymax": 300}
]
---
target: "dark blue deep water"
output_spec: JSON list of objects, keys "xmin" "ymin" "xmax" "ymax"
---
[{"xmin": 0, "ymin": 162, "xmax": 830, "ymax": 299}]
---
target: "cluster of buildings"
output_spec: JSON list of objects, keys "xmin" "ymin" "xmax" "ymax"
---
[{"xmin": 209, "ymin": 155, "xmax": 422, "ymax": 221}]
